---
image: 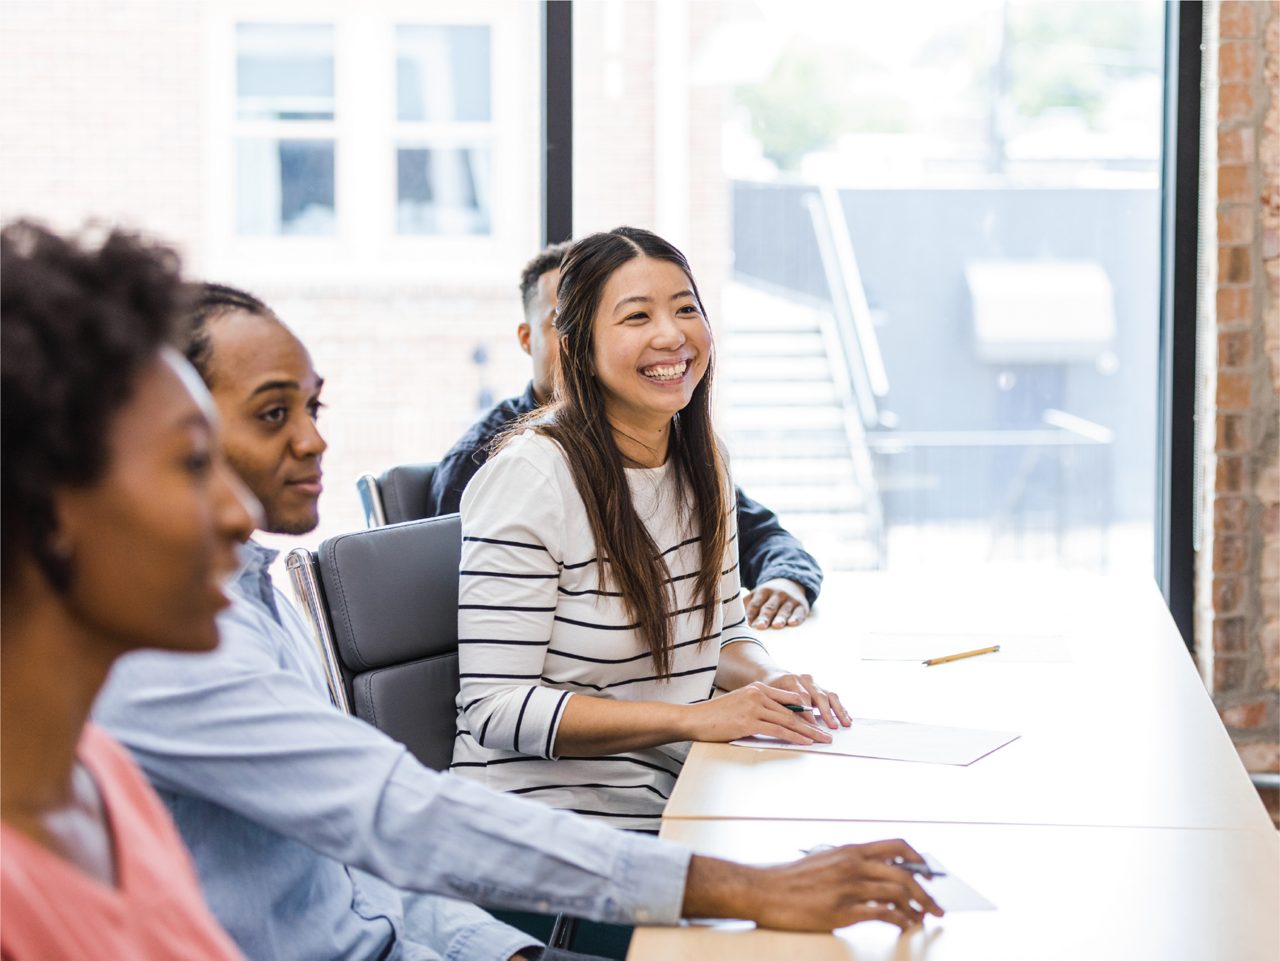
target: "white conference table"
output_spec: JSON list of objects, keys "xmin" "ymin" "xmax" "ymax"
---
[
  {"xmin": 627, "ymin": 569, "xmax": 1278, "ymax": 960},
  {"xmin": 630, "ymin": 819, "xmax": 1280, "ymax": 961},
  {"xmin": 663, "ymin": 570, "xmax": 1272, "ymax": 831}
]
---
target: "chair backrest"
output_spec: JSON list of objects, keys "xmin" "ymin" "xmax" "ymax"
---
[
  {"xmin": 286, "ymin": 514, "xmax": 462, "ymax": 771},
  {"xmin": 360, "ymin": 462, "xmax": 438, "ymax": 527}
]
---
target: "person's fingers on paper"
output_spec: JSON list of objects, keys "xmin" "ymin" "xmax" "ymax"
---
[
  {"xmin": 764, "ymin": 693, "xmax": 832, "ymax": 743},
  {"xmin": 860, "ymin": 881, "xmax": 926, "ymax": 917},
  {"xmin": 856, "ymin": 839, "xmax": 944, "ymax": 916},
  {"xmin": 756, "ymin": 719, "xmax": 820, "ymax": 745},
  {"xmin": 861, "ymin": 859, "xmax": 943, "ymax": 918},
  {"xmin": 754, "ymin": 842, "xmax": 934, "ymax": 931},
  {"xmin": 795, "ymin": 673, "xmax": 840, "ymax": 729},
  {"xmin": 760, "ymin": 676, "xmax": 826, "ymax": 731},
  {"xmin": 687, "ymin": 682, "xmax": 826, "ymax": 743},
  {"xmin": 828, "ymin": 690, "xmax": 852, "ymax": 726}
]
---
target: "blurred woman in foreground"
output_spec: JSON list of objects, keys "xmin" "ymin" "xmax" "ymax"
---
[{"xmin": 0, "ymin": 221, "xmax": 256, "ymax": 960}]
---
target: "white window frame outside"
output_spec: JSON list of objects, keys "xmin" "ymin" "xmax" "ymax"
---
[{"xmin": 205, "ymin": 0, "xmax": 539, "ymax": 287}]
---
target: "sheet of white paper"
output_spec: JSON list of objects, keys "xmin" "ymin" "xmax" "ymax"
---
[
  {"xmin": 731, "ymin": 717, "xmax": 1020, "ymax": 766},
  {"xmin": 860, "ymin": 631, "xmax": 1072, "ymax": 663},
  {"xmin": 917, "ymin": 853, "xmax": 997, "ymax": 911}
]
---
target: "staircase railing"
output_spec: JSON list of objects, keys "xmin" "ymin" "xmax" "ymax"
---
[{"xmin": 804, "ymin": 184, "xmax": 887, "ymax": 564}]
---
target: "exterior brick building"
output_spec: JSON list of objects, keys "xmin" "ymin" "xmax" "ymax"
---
[{"xmin": 1199, "ymin": 0, "xmax": 1280, "ymax": 820}]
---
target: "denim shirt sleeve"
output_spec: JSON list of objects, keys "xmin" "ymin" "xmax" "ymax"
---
[
  {"xmin": 735, "ymin": 486, "xmax": 824, "ymax": 604},
  {"xmin": 391, "ymin": 884, "xmax": 541, "ymax": 961},
  {"xmin": 94, "ymin": 599, "xmax": 692, "ymax": 927},
  {"xmin": 428, "ymin": 385, "xmax": 540, "ymax": 518}
]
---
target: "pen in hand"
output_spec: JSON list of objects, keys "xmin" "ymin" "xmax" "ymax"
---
[{"xmin": 799, "ymin": 846, "xmax": 946, "ymax": 878}]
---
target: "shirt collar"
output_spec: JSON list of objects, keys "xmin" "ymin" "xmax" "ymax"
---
[
  {"xmin": 520, "ymin": 380, "xmax": 540, "ymax": 411},
  {"xmin": 234, "ymin": 538, "xmax": 283, "ymax": 623}
]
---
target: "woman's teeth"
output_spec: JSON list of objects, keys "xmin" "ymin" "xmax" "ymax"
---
[{"xmin": 642, "ymin": 360, "xmax": 688, "ymax": 381}]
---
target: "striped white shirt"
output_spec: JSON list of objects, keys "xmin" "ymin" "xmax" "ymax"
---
[{"xmin": 452, "ymin": 430, "xmax": 759, "ymax": 831}]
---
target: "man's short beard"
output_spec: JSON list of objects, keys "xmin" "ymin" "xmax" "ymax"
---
[{"xmin": 269, "ymin": 513, "xmax": 320, "ymax": 536}]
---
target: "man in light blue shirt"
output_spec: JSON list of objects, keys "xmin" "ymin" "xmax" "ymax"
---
[{"xmin": 94, "ymin": 284, "xmax": 941, "ymax": 961}]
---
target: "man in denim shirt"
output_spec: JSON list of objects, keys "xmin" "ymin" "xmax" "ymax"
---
[
  {"xmin": 95, "ymin": 285, "xmax": 941, "ymax": 961},
  {"xmin": 427, "ymin": 243, "xmax": 823, "ymax": 631}
]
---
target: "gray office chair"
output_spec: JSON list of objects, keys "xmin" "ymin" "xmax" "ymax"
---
[
  {"xmin": 356, "ymin": 462, "xmax": 438, "ymax": 528},
  {"xmin": 286, "ymin": 515, "xmax": 579, "ymax": 949},
  {"xmin": 286, "ymin": 513, "xmax": 461, "ymax": 769}
]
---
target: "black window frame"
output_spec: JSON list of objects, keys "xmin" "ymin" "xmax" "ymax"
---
[{"xmin": 540, "ymin": 1, "xmax": 1203, "ymax": 650}]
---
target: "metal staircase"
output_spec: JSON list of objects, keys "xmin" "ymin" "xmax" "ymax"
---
[{"xmin": 717, "ymin": 280, "xmax": 883, "ymax": 571}]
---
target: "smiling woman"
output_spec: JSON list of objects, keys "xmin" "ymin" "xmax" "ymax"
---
[
  {"xmin": 450, "ymin": 227, "xmax": 850, "ymax": 834},
  {"xmin": 0, "ymin": 221, "xmax": 254, "ymax": 961}
]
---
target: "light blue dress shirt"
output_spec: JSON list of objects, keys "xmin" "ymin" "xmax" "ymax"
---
[{"xmin": 94, "ymin": 541, "xmax": 691, "ymax": 961}]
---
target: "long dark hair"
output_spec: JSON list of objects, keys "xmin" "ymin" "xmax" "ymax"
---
[{"xmin": 521, "ymin": 227, "xmax": 729, "ymax": 677}]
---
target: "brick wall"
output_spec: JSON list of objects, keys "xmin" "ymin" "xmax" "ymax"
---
[
  {"xmin": 1201, "ymin": 0, "xmax": 1280, "ymax": 808},
  {"xmin": 0, "ymin": 1, "xmax": 207, "ymax": 258},
  {"xmin": 0, "ymin": 0, "xmax": 543, "ymax": 549}
]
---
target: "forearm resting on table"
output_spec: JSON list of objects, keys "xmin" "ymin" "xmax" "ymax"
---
[
  {"xmin": 551, "ymin": 694, "xmax": 692, "ymax": 756},
  {"xmin": 713, "ymin": 639, "xmax": 788, "ymax": 692}
]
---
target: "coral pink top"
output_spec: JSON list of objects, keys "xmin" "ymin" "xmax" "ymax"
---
[{"xmin": 1, "ymin": 723, "xmax": 244, "ymax": 961}]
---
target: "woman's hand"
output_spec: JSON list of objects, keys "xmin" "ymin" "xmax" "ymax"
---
[
  {"xmin": 761, "ymin": 670, "xmax": 851, "ymax": 731},
  {"xmin": 683, "ymin": 681, "xmax": 833, "ymax": 745}
]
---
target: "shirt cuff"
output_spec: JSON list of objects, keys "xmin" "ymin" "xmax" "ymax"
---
[
  {"xmin": 604, "ymin": 832, "xmax": 693, "ymax": 926},
  {"xmin": 756, "ymin": 567, "xmax": 822, "ymax": 606}
]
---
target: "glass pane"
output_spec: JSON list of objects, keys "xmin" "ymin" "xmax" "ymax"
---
[
  {"xmin": 575, "ymin": 0, "xmax": 1165, "ymax": 577},
  {"xmin": 396, "ymin": 145, "xmax": 492, "ymax": 235},
  {"xmin": 396, "ymin": 25, "xmax": 491, "ymax": 122},
  {"xmin": 236, "ymin": 139, "xmax": 335, "ymax": 235},
  {"xmin": 237, "ymin": 23, "xmax": 334, "ymax": 121}
]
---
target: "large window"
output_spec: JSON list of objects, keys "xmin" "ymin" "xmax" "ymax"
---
[
  {"xmin": 209, "ymin": 6, "xmax": 538, "ymax": 289},
  {"xmin": 395, "ymin": 25, "xmax": 493, "ymax": 236},
  {"xmin": 235, "ymin": 23, "xmax": 337, "ymax": 236},
  {"xmin": 575, "ymin": 0, "xmax": 1167, "ymax": 577}
]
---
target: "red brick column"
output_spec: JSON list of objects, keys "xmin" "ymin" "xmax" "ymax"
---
[{"xmin": 1203, "ymin": 0, "xmax": 1280, "ymax": 801}]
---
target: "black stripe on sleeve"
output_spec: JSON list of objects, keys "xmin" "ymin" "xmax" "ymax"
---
[
  {"xmin": 508, "ymin": 782, "xmax": 671, "ymax": 801},
  {"xmin": 561, "ymin": 555, "xmax": 603, "ymax": 570},
  {"xmin": 546, "ymin": 632, "xmax": 716, "ymax": 665},
  {"xmin": 458, "ymin": 672, "xmax": 543, "ymax": 680},
  {"xmin": 553, "ymin": 614, "xmax": 640, "ymax": 631},
  {"xmin": 542, "ymin": 663, "xmax": 717, "ymax": 692},
  {"xmin": 478, "ymin": 715, "xmax": 492, "ymax": 747},
  {"xmin": 562, "ymin": 809, "xmax": 665, "ymax": 821},
  {"xmin": 459, "ymin": 603, "xmax": 557, "ymax": 612},
  {"xmin": 464, "ymin": 535, "xmax": 552, "ymax": 553},
  {"xmin": 461, "ymin": 570, "xmax": 559, "ymax": 580},
  {"xmin": 512, "ymin": 687, "xmax": 536, "ymax": 753},
  {"xmin": 457, "ymin": 638, "xmax": 550, "ymax": 647},
  {"xmin": 453, "ymin": 753, "xmax": 682, "ymax": 779},
  {"xmin": 544, "ymin": 690, "xmax": 570, "ymax": 758},
  {"xmin": 558, "ymin": 585, "xmax": 622, "ymax": 597}
]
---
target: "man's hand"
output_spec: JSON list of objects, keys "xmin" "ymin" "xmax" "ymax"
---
[
  {"xmin": 682, "ymin": 841, "xmax": 945, "ymax": 933},
  {"xmin": 745, "ymin": 578, "xmax": 811, "ymax": 629}
]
